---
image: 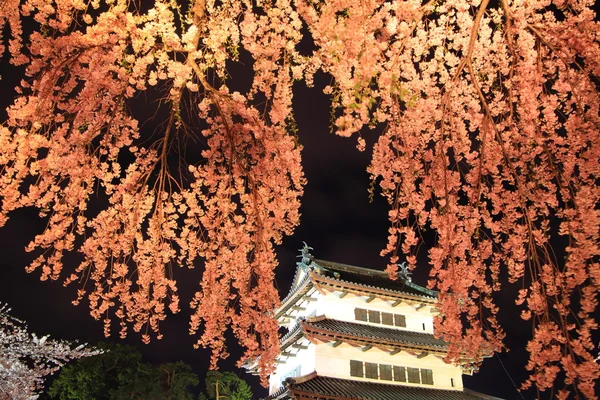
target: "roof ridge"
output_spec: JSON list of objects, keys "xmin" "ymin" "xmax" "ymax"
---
[
  {"xmin": 313, "ymin": 259, "xmax": 437, "ymax": 298},
  {"xmin": 313, "ymin": 259, "xmax": 389, "ymax": 277}
]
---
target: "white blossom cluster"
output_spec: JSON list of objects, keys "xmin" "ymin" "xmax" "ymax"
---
[{"xmin": 0, "ymin": 303, "xmax": 101, "ymax": 399}]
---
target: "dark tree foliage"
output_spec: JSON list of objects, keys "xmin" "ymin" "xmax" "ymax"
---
[
  {"xmin": 199, "ymin": 370, "xmax": 253, "ymax": 400},
  {"xmin": 47, "ymin": 343, "xmax": 198, "ymax": 400}
]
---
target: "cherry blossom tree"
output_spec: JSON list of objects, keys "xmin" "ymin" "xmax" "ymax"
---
[
  {"xmin": 0, "ymin": 303, "xmax": 100, "ymax": 399},
  {"xmin": 0, "ymin": 0, "xmax": 598, "ymax": 397}
]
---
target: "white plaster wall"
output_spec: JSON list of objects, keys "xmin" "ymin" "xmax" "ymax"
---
[
  {"xmin": 314, "ymin": 291, "xmax": 435, "ymax": 334},
  {"xmin": 268, "ymin": 343, "xmax": 316, "ymax": 395},
  {"xmin": 313, "ymin": 342, "xmax": 464, "ymax": 391}
]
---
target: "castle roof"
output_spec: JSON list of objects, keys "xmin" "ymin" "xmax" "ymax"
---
[
  {"xmin": 312, "ymin": 259, "xmax": 436, "ymax": 298},
  {"xmin": 244, "ymin": 315, "xmax": 448, "ymax": 375},
  {"xmin": 301, "ymin": 317, "xmax": 447, "ymax": 352},
  {"xmin": 267, "ymin": 373, "xmax": 503, "ymax": 400},
  {"xmin": 275, "ymin": 259, "xmax": 436, "ymax": 322},
  {"xmin": 253, "ymin": 252, "xmax": 500, "ymax": 399},
  {"xmin": 263, "ymin": 315, "xmax": 448, "ymax": 367}
]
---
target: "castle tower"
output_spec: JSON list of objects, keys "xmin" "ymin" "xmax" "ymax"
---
[{"xmin": 245, "ymin": 245, "xmax": 501, "ymax": 400}]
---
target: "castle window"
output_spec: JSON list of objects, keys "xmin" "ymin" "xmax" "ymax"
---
[
  {"xmin": 365, "ymin": 362, "xmax": 378, "ymax": 379},
  {"xmin": 350, "ymin": 360, "xmax": 364, "ymax": 377},
  {"xmin": 368, "ymin": 310, "xmax": 381, "ymax": 324},
  {"xmin": 353, "ymin": 362, "xmax": 435, "ymax": 386},
  {"xmin": 393, "ymin": 366, "xmax": 406, "ymax": 382},
  {"xmin": 381, "ymin": 312, "xmax": 394, "ymax": 325},
  {"xmin": 407, "ymin": 367, "xmax": 420, "ymax": 383},
  {"xmin": 355, "ymin": 309, "xmax": 408, "ymax": 329},
  {"xmin": 354, "ymin": 308, "xmax": 368, "ymax": 322},
  {"xmin": 421, "ymin": 369, "xmax": 434, "ymax": 385},
  {"xmin": 379, "ymin": 364, "xmax": 392, "ymax": 380},
  {"xmin": 394, "ymin": 314, "xmax": 407, "ymax": 327}
]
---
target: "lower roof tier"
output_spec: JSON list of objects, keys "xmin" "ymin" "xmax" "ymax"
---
[
  {"xmin": 267, "ymin": 373, "xmax": 503, "ymax": 400},
  {"xmin": 304, "ymin": 317, "xmax": 447, "ymax": 351}
]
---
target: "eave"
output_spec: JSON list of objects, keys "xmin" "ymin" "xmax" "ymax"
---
[
  {"xmin": 311, "ymin": 271, "xmax": 437, "ymax": 308},
  {"xmin": 301, "ymin": 317, "xmax": 448, "ymax": 357},
  {"xmin": 274, "ymin": 272, "xmax": 314, "ymax": 322},
  {"xmin": 266, "ymin": 373, "xmax": 505, "ymax": 400},
  {"xmin": 274, "ymin": 260, "xmax": 439, "ymax": 324}
]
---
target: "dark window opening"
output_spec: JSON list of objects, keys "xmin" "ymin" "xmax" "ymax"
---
[
  {"xmin": 394, "ymin": 314, "xmax": 407, "ymax": 327},
  {"xmin": 421, "ymin": 369, "xmax": 434, "ymax": 385},
  {"xmin": 381, "ymin": 312, "xmax": 394, "ymax": 325},
  {"xmin": 350, "ymin": 360, "xmax": 364, "ymax": 377},
  {"xmin": 368, "ymin": 310, "xmax": 381, "ymax": 324},
  {"xmin": 354, "ymin": 308, "xmax": 368, "ymax": 322},
  {"xmin": 407, "ymin": 367, "xmax": 420, "ymax": 383},
  {"xmin": 365, "ymin": 362, "xmax": 378, "ymax": 379},
  {"xmin": 380, "ymin": 364, "xmax": 392, "ymax": 380},
  {"xmin": 393, "ymin": 366, "xmax": 406, "ymax": 382}
]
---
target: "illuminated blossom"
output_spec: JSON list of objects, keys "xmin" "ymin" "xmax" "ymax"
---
[
  {"xmin": 0, "ymin": 303, "xmax": 100, "ymax": 399},
  {"xmin": 0, "ymin": 0, "xmax": 598, "ymax": 395}
]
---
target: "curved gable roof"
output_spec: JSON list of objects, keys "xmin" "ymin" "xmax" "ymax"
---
[{"xmin": 275, "ymin": 259, "xmax": 437, "ymax": 321}]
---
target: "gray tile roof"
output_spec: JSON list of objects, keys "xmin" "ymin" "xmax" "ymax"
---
[
  {"xmin": 304, "ymin": 318, "xmax": 447, "ymax": 349},
  {"xmin": 269, "ymin": 374, "xmax": 502, "ymax": 400},
  {"xmin": 313, "ymin": 259, "xmax": 437, "ymax": 299},
  {"xmin": 275, "ymin": 260, "xmax": 437, "ymax": 323},
  {"xmin": 275, "ymin": 272, "xmax": 313, "ymax": 319}
]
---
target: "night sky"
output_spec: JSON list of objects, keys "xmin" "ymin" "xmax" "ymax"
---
[{"xmin": 0, "ymin": 13, "xmax": 568, "ymax": 400}]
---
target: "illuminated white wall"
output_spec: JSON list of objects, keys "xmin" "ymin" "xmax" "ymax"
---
[
  {"xmin": 314, "ymin": 290, "xmax": 435, "ymax": 334},
  {"xmin": 314, "ymin": 341, "xmax": 464, "ymax": 391},
  {"xmin": 268, "ymin": 341, "xmax": 316, "ymax": 394}
]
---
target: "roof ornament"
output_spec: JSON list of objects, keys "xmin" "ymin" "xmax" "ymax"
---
[
  {"xmin": 297, "ymin": 242, "xmax": 314, "ymax": 270},
  {"xmin": 397, "ymin": 262, "xmax": 412, "ymax": 282}
]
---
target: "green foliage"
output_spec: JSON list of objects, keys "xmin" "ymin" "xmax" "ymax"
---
[
  {"xmin": 202, "ymin": 371, "xmax": 253, "ymax": 400},
  {"xmin": 161, "ymin": 363, "xmax": 201, "ymax": 400},
  {"xmin": 47, "ymin": 343, "xmax": 199, "ymax": 400},
  {"xmin": 47, "ymin": 343, "xmax": 253, "ymax": 400}
]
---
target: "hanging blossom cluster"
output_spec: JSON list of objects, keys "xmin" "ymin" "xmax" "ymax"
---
[
  {"xmin": 0, "ymin": 304, "xmax": 101, "ymax": 399},
  {"xmin": 296, "ymin": 0, "xmax": 599, "ymax": 397},
  {"xmin": 0, "ymin": 0, "xmax": 305, "ymax": 383},
  {"xmin": 1, "ymin": 0, "xmax": 599, "ymax": 395}
]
